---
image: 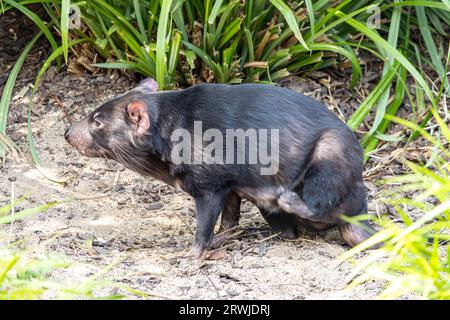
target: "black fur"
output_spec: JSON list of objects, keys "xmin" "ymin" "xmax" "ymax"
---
[{"xmin": 65, "ymin": 83, "xmax": 373, "ymax": 258}]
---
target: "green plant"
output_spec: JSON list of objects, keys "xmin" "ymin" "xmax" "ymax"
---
[
  {"xmin": 340, "ymin": 105, "xmax": 450, "ymax": 299},
  {"xmin": 0, "ymin": 197, "xmax": 143, "ymax": 299},
  {"xmin": 1, "ymin": 1, "xmax": 450, "ymax": 300},
  {"xmin": 1, "ymin": 1, "xmax": 449, "ymax": 167}
]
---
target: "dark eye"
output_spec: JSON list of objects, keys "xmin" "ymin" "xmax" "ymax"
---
[{"xmin": 93, "ymin": 113, "xmax": 104, "ymax": 129}]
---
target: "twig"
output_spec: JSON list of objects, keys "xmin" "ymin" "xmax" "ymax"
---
[
  {"xmin": 8, "ymin": 177, "xmax": 16, "ymax": 244},
  {"xmin": 172, "ymin": 210, "xmax": 194, "ymax": 235},
  {"xmin": 206, "ymin": 275, "xmax": 221, "ymax": 299}
]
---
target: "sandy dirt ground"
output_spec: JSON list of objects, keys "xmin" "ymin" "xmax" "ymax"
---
[
  {"xmin": 0, "ymin": 70, "xmax": 391, "ymax": 299},
  {"xmin": 0, "ymin": 12, "xmax": 400, "ymax": 299}
]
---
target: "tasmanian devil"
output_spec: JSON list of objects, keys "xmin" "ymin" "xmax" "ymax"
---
[{"xmin": 65, "ymin": 79, "xmax": 375, "ymax": 259}]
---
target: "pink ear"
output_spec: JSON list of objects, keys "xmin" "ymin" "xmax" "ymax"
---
[
  {"xmin": 139, "ymin": 78, "xmax": 159, "ymax": 92},
  {"xmin": 127, "ymin": 101, "xmax": 150, "ymax": 135}
]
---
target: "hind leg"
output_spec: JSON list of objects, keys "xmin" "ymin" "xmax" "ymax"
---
[
  {"xmin": 335, "ymin": 182, "xmax": 378, "ymax": 247},
  {"xmin": 210, "ymin": 192, "xmax": 241, "ymax": 249},
  {"xmin": 277, "ymin": 129, "xmax": 375, "ymax": 247},
  {"xmin": 338, "ymin": 222, "xmax": 376, "ymax": 247},
  {"xmin": 259, "ymin": 208, "xmax": 299, "ymax": 239}
]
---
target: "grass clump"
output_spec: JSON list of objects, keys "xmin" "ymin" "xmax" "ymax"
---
[
  {"xmin": 0, "ymin": 198, "xmax": 136, "ymax": 300},
  {"xmin": 341, "ymin": 104, "xmax": 450, "ymax": 299}
]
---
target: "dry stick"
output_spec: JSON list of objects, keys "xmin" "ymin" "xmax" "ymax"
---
[
  {"xmin": 255, "ymin": 232, "xmax": 281, "ymax": 243},
  {"xmin": 171, "ymin": 210, "xmax": 195, "ymax": 235},
  {"xmin": 206, "ymin": 275, "xmax": 221, "ymax": 299},
  {"xmin": 112, "ymin": 169, "xmax": 121, "ymax": 189},
  {"xmin": 48, "ymin": 93, "xmax": 75, "ymax": 124},
  {"xmin": 208, "ymin": 242, "xmax": 239, "ymax": 254},
  {"xmin": 8, "ymin": 177, "xmax": 15, "ymax": 244}
]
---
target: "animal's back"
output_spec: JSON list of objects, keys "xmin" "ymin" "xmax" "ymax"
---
[{"xmin": 179, "ymin": 84, "xmax": 346, "ymax": 132}]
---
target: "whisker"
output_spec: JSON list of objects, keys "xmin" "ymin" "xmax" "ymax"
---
[{"xmin": 113, "ymin": 144, "xmax": 162, "ymax": 175}]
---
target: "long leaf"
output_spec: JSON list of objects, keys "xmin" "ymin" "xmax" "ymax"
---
[
  {"xmin": 368, "ymin": 1, "xmax": 401, "ymax": 136},
  {"xmin": 156, "ymin": 0, "xmax": 173, "ymax": 89},
  {"xmin": 0, "ymin": 32, "xmax": 42, "ymax": 157},
  {"xmin": 347, "ymin": 62, "xmax": 399, "ymax": 131},
  {"xmin": 0, "ymin": 201, "xmax": 61, "ymax": 225},
  {"xmin": 61, "ymin": 0, "xmax": 71, "ymax": 63},
  {"xmin": 269, "ymin": 0, "xmax": 310, "ymax": 50},
  {"xmin": 27, "ymin": 39, "xmax": 85, "ymax": 183},
  {"xmin": 335, "ymin": 12, "xmax": 436, "ymax": 108},
  {"xmin": 416, "ymin": 6, "xmax": 450, "ymax": 92}
]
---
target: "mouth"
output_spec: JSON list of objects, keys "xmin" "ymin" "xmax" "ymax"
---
[
  {"xmin": 70, "ymin": 144, "xmax": 100, "ymax": 158},
  {"xmin": 81, "ymin": 148, "xmax": 102, "ymax": 158}
]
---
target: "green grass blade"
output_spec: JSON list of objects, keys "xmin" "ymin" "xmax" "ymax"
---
[
  {"xmin": 91, "ymin": 0, "xmax": 145, "ymax": 44},
  {"xmin": 336, "ymin": 12, "xmax": 436, "ymax": 108},
  {"xmin": 416, "ymin": 6, "xmax": 450, "ymax": 92},
  {"xmin": 0, "ymin": 195, "xmax": 28, "ymax": 216},
  {"xmin": 156, "ymin": 0, "xmax": 173, "ymax": 89},
  {"xmin": 61, "ymin": 0, "xmax": 71, "ymax": 63},
  {"xmin": 305, "ymin": 0, "xmax": 315, "ymax": 40},
  {"xmin": 368, "ymin": 1, "xmax": 402, "ymax": 136},
  {"xmin": 0, "ymin": 201, "xmax": 61, "ymax": 225},
  {"xmin": 168, "ymin": 31, "xmax": 182, "ymax": 79},
  {"xmin": 172, "ymin": 3, "xmax": 189, "ymax": 41},
  {"xmin": 269, "ymin": 0, "xmax": 310, "ymax": 50},
  {"xmin": 347, "ymin": 62, "xmax": 399, "ymax": 131},
  {"xmin": 363, "ymin": 66, "xmax": 407, "ymax": 155},
  {"xmin": 0, "ymin": 32, "xmax": 42, "ymax": 157},
  {"xmin": 133, "ymin": 0, "xmax": 147, "ymax": 43},
  {"xmin": 92, "ymin": 61, "xmax": 152, "ymax": 75},
  {"xmin": 217, "ymin": 17, "xmax": 242, "ymax": 49},
  {"xmin": 182, "ymin": 41, "xmax": 224, "ymax": 82},
  {"xmin": 290, "ymin": 42, "xmax": 362, "ymax": 86},
  {"xmin": 208, "ymin": 0, "xmax": 224, "ymax": 24},
  {"xmin": 27, "ymin": 39, "xmax": 85, "ymax": 183}
]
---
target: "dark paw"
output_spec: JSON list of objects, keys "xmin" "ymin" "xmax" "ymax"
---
[
  {"xmin": 277, "ymin": 228, "xmax": 298, "ymax": 240},
  {"xmin": 210, "ymin": 234, "xmax": 228, "ymax": 249},
  {"xmin": 185, "ymin": 245, "xmax": 207, "ymax": 260}
]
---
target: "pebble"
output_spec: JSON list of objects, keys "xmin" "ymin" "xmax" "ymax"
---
[
  {"xmin": 116, "ymin": 196, "xmax": 130, "ymax": 205},
  {"xmin": 95, "ymin": 181, "xmax": 108, "ymax": 189},
  {"xmin": 145, "ymin": 203, "xmax": 163, "ymax": 210},
  {"xmin": 93, "ymin": 237, "xmax": 108, "ymax": 247},
  {"xmin": 227, "ymin": 289, "xmax": 240, "ymax": 297},
  {"xmin": 114, "ymin": 185, "xmax": 125, "ymax": 192}
]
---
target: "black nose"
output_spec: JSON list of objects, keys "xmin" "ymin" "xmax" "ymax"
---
[{"xmin": 64, "ymin": 128, "xmax": 70, "ymax": 142}]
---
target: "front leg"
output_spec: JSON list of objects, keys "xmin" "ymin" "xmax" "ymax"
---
[
  {"xmin": 211, "ymin": 192, "xmax": 241, "ymax": 249},
  {"xmin": 187, "ymin": 190, "xmax": 228, "ymax": 259}
]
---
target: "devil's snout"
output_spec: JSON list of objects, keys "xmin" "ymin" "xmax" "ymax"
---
[{"xmin": 64, "ymin": 119, "xmax": 95, "ymax": 157}]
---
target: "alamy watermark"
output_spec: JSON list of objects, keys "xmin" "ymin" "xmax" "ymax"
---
[
  {"xmin": 170, "ymin": 121, "xmax": 280, "ymax": 175},
  {"xmin": 367, "ymin": 5, "xmax": 381, "ymax": 29}
]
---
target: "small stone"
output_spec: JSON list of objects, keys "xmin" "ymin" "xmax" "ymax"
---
[
  {"xmin": 219, "ymin": 290, "xmax": 227, "ymax": 297},
  {"xmin": 227, "ymin": 289, "xmax": 240, "ymax": 297},
  {"xmin": 114, "ymin": 185, "xmax": 124, "ymax": 192},
  {"xmin": 116, "ymin": 197, "xmax": 129, "ymax": 205},
  {"xmin": 95, "ymin": 181, "xmax": 108, "ymax": 189},
  {"xmin": 93, "ymin": 237, "xmax": 108, "ymax": 247},
  {"xmin": 80, "ymin": 172, "xmax": 91, "ymax": 179},
  {"xmin": 145, "ymin": 203, "xmax": 164, "ymax": 210}
]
